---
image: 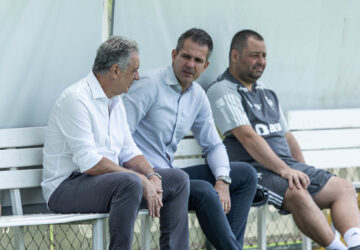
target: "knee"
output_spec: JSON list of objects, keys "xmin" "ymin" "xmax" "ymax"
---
[
  {"xmin": 168, "ymin": 168, "xmax": 190, "ymax": 193},
  {"xmin": 284, "ymin": 187, "xmax": 310, "ymax": 206},
  {"xmin": 113, "ymin": 172, "xmax": 143, "ymax": 199},
  {"xmin": 171, "ymin": 168, "xmax": 190, "ymax": 185},
  {"xmin": 191, "ymin": 181, "xmax": 218, "ymax": 203},
  {"xmin": 230, "ymin": 162, "xmax": 258, "ymax": 188}
]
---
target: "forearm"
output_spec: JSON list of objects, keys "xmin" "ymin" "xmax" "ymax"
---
[
  {"xmin": 85, "ymin": 157, "xmax": 133, "ymax": 175},
  {"xmin": 231, "ymin": 126, "xmax": 310, "ymax": 189},
  {"xmin": 285, "ymin": 132, "xmax": 305, "ymax": 163},
  {"xmin": 123, "ymin": 155, "xmax": 155, "ymax": 176},
  {"xmin": 245, "ymin": 136, "xmax": 288, "ymax": 174},
  {"xmin": 231, "ymin": 126, "xmax": 289, "ymax": 175}
]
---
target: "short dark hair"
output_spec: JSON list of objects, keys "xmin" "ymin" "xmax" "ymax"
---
[
  {"xmin": 229, "ymin": 30, "xmax": 264, "ymax": 60},
  {"xmin": 176, "ymin": 28, "xmax": 213, "ymax": 60},
  {"xmin": 92, "ymin": 36, "xmax": 138, "ymax": 75}
]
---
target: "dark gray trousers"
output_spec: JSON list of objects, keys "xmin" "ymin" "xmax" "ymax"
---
[{"xmin": 48, "ymin": 168, "xmax": 190, "ymax": 250}]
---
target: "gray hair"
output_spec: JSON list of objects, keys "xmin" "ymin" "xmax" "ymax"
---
[{"xmin": 92, "ymin": 36, "xmax": 138, "ymax": 75}]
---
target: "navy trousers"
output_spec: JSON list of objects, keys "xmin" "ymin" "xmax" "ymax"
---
[
  {"xmin": 182, "ymin": 162, "xmax": 257, "ymax": 250},
  {"xmin": 48, "ymin": 168, "xmax": 190, "ymax": 250}
]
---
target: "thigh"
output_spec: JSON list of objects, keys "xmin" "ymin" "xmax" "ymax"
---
[
  {"xmin": 182, "ymin": 162, "xmax": 257, "ymax": 192},
  {"xmin": 255, "ymin": 166, "xmax": 287, "ymax": 210},
  {"xmin": 48, "ymin": 171, "xmax": 141, "ymax": 213},
  {"xmin": 187, "ymin": 179, "xmax": 218, "ymax": 211},
  {"xmin": 228, "ymin": 161, "xmax": 258, "ymax": 191},
  {"xmin": 182, "ymin": 164, "xmax": 215, "ymax": 183},
  {"xmin": 254, "ymin": 161, "xmax": 334, "ymax": 210},
  {"xmin": 155, "ymin": 168, "xmax": 189, "ymax": 201},
  {"xmin": 291, "ymin": 162, "xmax": 333, "ymax": 197}
]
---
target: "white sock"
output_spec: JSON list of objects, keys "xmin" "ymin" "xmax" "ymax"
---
[
  {"xmin": 344, "ymin": 227, "xmax": 360, "ymax": 248},
  {"xmin": 325, "ymin": 236, "xmax": 347, "ymax": 250}
]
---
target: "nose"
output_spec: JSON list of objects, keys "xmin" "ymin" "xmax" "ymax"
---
[
  {"xmin": 185, "ymin": 58, "xmax": 195, "ymax": 68},
  {"xmin": 258, "ymin": 56, "xmax": 266, "ymax": 66},
  {"xmin": 134, "ymin": 71, "xmax": 140, "ymax": 80}
]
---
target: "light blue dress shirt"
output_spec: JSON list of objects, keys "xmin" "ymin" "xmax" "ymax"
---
[{"xmin": 123, "ymin": 66, "xmax": 230, "ymax": 178}]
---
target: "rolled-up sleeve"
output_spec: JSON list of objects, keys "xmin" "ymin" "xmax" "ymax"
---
[
  {"xmin": 56, "ymin": 95, "xmax": 102, "ymax": 172},
  {"xmin": 191, "ymin": 93, "xmax": 230, "ymax": 178}
]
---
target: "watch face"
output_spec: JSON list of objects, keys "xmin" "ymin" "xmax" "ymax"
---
[
  {"xmin": 218, "ymin": 176, "xmax": 231, "ymax": 184},
  {"xmin": 224, "ymin": 176, "xmax": 232, "ymax": 184}
]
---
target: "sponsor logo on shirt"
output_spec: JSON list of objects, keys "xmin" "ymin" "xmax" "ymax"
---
[{"xmin": 255, "ymin": 123, "xmax": 282, "ymax": 136}]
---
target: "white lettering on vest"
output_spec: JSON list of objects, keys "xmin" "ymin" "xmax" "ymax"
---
[
  {"xmin": 255, "ymin": 123, "xmax": 282, "ymax": 136},
  {"xmin": 255, "ymin": 124, "xmax": 269, "ymax": 135}
]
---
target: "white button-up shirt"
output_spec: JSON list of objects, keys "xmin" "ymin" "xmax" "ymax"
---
[{"xmin": 42, "ymin": 71, "xmax": 142, "ymax": 203}]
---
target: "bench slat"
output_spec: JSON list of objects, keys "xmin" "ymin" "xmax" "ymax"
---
[
  {"xmin": 0, "ymin": 210, "xmax": 149, "ymax": 227},
  {"xmin": 0, "ymin": 213, "xmax": 109, "ymax": 227},
  {"xmin": 0, "ymin": 148, "xmax": 43, "ymax": 168},
  {"xmin": 0, "ymin": 127, "xmax": 46, "ymax": 148},
  {"xmin": 303, "ymin": 148, "xmax": 360, "ymax": 169},
  {"xmin": 175, "ymin": 139, "xmax": 202, "ymax": 157},
  {"xmin": 287, "ymin": 109, "xmax": 360, "ymax": 130},
  {"xmin": 292, "ymin": 128, "xmax": 360, "ymax": 150},
  {"xmin": 0, "ymin": 169, "xmax": 42, "ymax": 189},
  {"xmin": 173, "ymin": 158, "xmax": 206, "ymax": 168}
]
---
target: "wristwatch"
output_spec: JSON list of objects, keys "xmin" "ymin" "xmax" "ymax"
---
[
  {"xmin": 216, "ymin": 175, "xmax": 232, "ymax": 185},
  {"xmin": 146, "ymin": 172, "xmax": 162, "ymax": 180}
]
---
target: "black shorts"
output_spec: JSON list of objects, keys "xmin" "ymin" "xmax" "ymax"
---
[{"xmin": 252, "ymin": 157, "xmax": 334, "ymax": 214}]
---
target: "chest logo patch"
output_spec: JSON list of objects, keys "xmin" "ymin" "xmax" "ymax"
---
[
  {"xmin": 265, "ymin": 96, "xmax": 275, "ymax": 109},
  {"xmin": 254, "ymin": 103, "xmax": 262, "ymax": 110}
]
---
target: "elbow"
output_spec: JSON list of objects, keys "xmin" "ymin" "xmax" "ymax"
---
[{"xmin": 202, "ymin": 142, "xmax": 225, "ymax": 156}]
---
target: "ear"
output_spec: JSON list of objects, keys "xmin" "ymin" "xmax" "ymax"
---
[
  {"xmin": 203, "ymin": 61, "xmax": 210, "ymax": 70},
  {"xmin": 230, "ymin": 49, "xmax": 239, "ymax": 63},
  {"xmin": 109, "ymin": 64, "xmax": 120, "ymax": 79},
  {"xmin": 171, "ymin": 49, "xmax": 177, "ymax": 63}
]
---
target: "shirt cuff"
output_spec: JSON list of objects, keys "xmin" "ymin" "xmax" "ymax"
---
[
  {"xmin": 119, "ymin": 150, "xmax": 143, "ymax": 166},
  {"xmin": 213, "ymin": 166, "xmax": 231, "ymax": 179},
  {"xmin": 77, "ymin": 152, "xmax": 103, "ymax": 173}
]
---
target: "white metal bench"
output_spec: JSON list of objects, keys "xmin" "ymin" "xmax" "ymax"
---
[
  {"xmin": 0, "ymin": 126, "xmax": 207, "ymax": 250},
  {"xmin": 286, "ymin": 108, "xmax": 360, "ymax": 249},
  {"xmin": 0, "ymin": 127, "xmax": 155, "ymax": 250},
  {"xmin": 4, "ymin": 108, "xmax": 358, "ymax": 249}
]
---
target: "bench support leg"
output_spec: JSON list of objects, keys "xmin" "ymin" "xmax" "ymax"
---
[
  {"xmin": 140, "ymin": 214, "xmax": 151, "ymax": 250},
  {"xmin": 92, "ymin": 218, "xmax": 105, "ymax": 250},
  {"xmin": 301, "ymin": 234, "xmax": 312, "ymax": 250},
  {"xmin": 14, "ymin": 226, "xmax": 25, "ymax": 250},
  {"xmin": 257, "ymin": 205, "xmax": 267, "ymax": 250}
]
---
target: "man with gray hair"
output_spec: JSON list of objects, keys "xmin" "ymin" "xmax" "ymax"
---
[{"xmin": 42, "ymin": 36, "xmax": 190, "ymax": 250}]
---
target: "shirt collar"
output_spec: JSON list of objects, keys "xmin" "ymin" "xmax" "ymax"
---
[
  {"xmin": 86, "ymin": 71, "xmax": 108, "ymax": 99},
  {"xmin": 165, "ymin": 66, "xmax": 194, "ymax": 93}
]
